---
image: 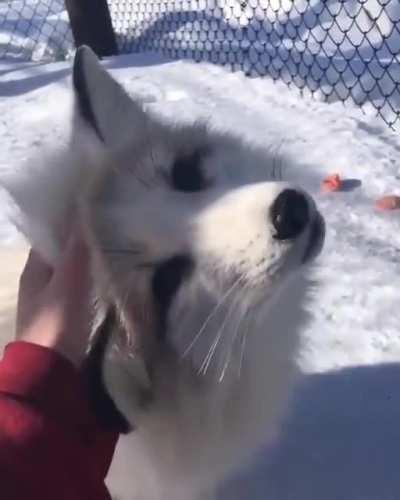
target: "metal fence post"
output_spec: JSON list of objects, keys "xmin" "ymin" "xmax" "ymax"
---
[{"xmin": 65, "ymin": 0, "xmax": 118, "ymax": 57}]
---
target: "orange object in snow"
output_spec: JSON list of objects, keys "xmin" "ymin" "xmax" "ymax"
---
[
  {"xmin": 321, "ymin": 174, "xmax": 343, "ymax": 192},
  {"xmin": 375, "ymin": 195, "xmax": 400, "ymax": 211}
]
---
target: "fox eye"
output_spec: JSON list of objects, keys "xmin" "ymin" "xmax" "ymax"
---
[{"xmin": 171, "ymin": 149, "xmax": 209, "ymax": 192}]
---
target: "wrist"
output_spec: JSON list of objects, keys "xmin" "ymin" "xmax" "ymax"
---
[{"xmin": 17, "ymin": 318, "xmax": 87, "ymax": 367}]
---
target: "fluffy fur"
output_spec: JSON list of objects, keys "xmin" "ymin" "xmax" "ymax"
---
[{"xmin": 1, "ymin": 47, "xmax": 324, "ymax": 500}]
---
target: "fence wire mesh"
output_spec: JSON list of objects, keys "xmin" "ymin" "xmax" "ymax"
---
[
  {"xmin": 108, "ymin": 0, "xmax": 400, "ymax": 128},
  {"xmin": 0, "ymin": 0, "xmax": 72, "ymax": 61},
  {"xmin": 0, "ymin": 1, "xmax": 400, "ymax": 129}
]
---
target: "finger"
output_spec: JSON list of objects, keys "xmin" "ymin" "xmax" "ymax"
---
[
  {"xmin": 19, "ymin": 248, "xmax": 54, "ymax": 297},
  {"xmin": 49, "ymin": 229, "xmax": 90, "ymax": 294},
  {"xmin": 62, "ymin": 229, "xmax": 89, "ymax": 280}
]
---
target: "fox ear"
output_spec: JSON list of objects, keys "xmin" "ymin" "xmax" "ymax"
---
[{"xmin": 73, "ymin": 45, "xmax": 148, "ymax": 148}]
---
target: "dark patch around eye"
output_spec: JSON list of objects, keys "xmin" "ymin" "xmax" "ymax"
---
[
  {"xmin": 171, "ymin": 148, "xmax": 210, "ymax": 192},
  {"xmin": 152, "ymin": 255, "xmax": 193, "ymax": 340}
]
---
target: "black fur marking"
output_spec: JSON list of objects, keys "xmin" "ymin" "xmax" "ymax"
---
[
  {"xmin": 82, "ymin": 307, "xmax": 132, "ymax": 433},
  {"xmin": 73, "ymin": 46, "xmax": 105, "ymax": 142},
  {"xmin": 171, "ymin": 149, "xmax": 210, "ymax": 192},
  {"xmin": 152, "ymin": 255, "xmax": 193, "ymax": 340}
]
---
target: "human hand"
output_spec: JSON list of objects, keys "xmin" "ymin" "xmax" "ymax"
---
[{"xmin": 16, "ymin": 231, "xmax": 92, "ymax": 366}]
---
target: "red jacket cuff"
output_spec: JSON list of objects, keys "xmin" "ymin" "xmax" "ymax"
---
[
  {"xmin": 0, "ymin": 341, "xmax": 119, "ymax": 482},
  {"xmin": 0, "ymin": 341, "xmax": 91, "ymax": 431}
]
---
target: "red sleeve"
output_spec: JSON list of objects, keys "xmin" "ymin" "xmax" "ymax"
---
[{"xmin": 0, "ymin": 341, "xmax": 119, "ymax": 500}]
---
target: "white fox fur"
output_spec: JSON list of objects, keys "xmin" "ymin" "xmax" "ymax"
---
[{"xmin": 1, "ymin": 47, "xmax": 324, "ymax": 500}]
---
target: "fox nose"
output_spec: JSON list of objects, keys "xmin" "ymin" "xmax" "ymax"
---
[{"xmin": 271, "ymin": 189, "xmax": 310, "ymax": 240}]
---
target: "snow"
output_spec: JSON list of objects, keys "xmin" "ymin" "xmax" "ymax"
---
[{"xmin": 1, "ymin": 50, "xmax": 400, "ymax": 499}]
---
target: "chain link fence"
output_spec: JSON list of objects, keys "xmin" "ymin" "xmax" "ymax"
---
[
  {"xmin": 1, "ymin": 1, "xmax": 400, "ymax": 128},
  {"xmin": 0, "ymin": 0, "xmax": 72, "ymax": 61}
]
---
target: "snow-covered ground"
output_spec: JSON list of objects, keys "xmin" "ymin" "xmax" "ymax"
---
[{"xmin": 0, "ymin": 51, "xmax": 400, "ymax": 499}]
